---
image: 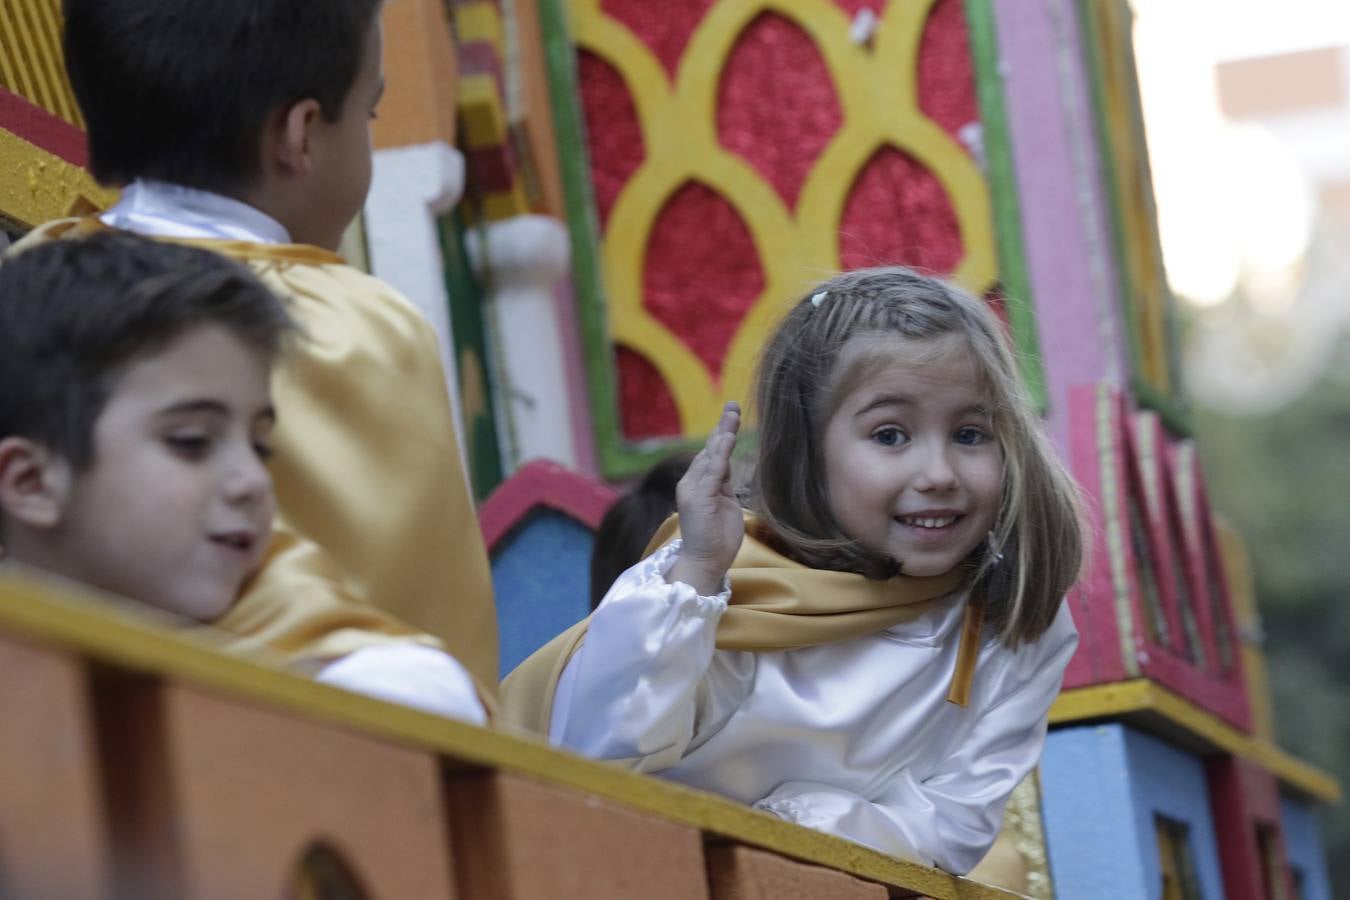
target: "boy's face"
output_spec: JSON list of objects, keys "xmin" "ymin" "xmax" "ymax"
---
[
  {"xmin": 54, "ymin": 324, "xmax": 277, "ymax": 621},
  {"xmin": 302, "ymin": 16, "xmax": 385, "ymax": 250}
]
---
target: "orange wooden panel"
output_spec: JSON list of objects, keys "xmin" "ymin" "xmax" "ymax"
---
[
  {"xmin": 707, "ymin": 845, "xmax": 890, "ymax": 900},
  {"xmin": 94, "ymin": 676, "xmax": 454, "ymax": 899},
  {"xmin": 0, "ymin": 634, "xmax": 108, "ymax": 900},
  {"xmin": 374, "ymin": 0, "xmax": 458, "ymax": 149},
  {"xmin": 448, "ymin": 770, "xmax": 709, "ymax": 899}
]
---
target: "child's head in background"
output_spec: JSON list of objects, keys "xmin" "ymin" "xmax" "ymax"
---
[
  {"xmin": 62, "ymin": 0, "xmax": 387, "ymax": 251},
  {"xmin": 751, "ymin": 267, "xmax": 1084, "ymax": 646},
  {"xmin": 589, "ymin": 454, "xmax": 694, "ymax": 609},
  {"xmin": 0, "ymin": 233, "xmax": 294, "ymax": 620}
]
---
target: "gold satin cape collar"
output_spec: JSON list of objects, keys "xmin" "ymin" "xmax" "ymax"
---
[
  {"xmin": 33, "ymin": 216, "xmax": 346, "ymax": 265},
  {"xmin": 501, "ymin": 514, "xmax": 984, "ymax": 736}
]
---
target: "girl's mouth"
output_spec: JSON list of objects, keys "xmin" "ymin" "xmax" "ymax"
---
[{"xmin": 894, "ymin": 514, "xmax": 962, "ymax": 530}]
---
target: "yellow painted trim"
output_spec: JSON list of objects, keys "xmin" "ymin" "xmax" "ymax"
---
[
  {"xmin": 453, "ymin": 1, "xmax": 506, "ymax": 52},
  {"xmin": 0, "ymin": 0, "xmax": 85, "ymax": 127},
  {"xmin": 483, "ymin": 184, "xmax": 530, "ymax": 222},
  {"xmin": 0, "ymin": 574, "xmax": 1019, "ymax": 900},
  {"xmin": 573, "ymin": 0, "xmax": 999, "ymax": 435},
  {"xmin": 0, "ymin": 128, "xmax": 115, "ymax": 229},
  {"xmin": 1050, "ymin": 679, "xmax": 1341, "ymax": 804},
  {"xmin": 458, "ymin": 73, "xmax": 509, "ymax": 148}
]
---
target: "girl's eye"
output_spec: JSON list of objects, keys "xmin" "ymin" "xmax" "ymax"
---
[
  {"xmin": 872, "ymin": 426, "xmax": 907, "ymax": 447},
  {"xmin": 165, "ymin": 433, "xmax": 211, "ymax": 458},
  {"xmin": 253, "ymin": 441, "xmax": 275, "ymax": 462},
  {"xmin": 954, "ymin": 426, "xmax": 989, "ymax": 446}
]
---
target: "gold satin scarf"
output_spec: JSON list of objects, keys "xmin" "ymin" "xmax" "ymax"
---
[{"xmin": 500, "ymin": 514, "xmax": 982, "ymax": 736}]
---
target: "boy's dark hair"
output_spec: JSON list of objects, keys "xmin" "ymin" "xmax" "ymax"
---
[
  {"xmin": 0, "ymin": 232, "xmax": 294, "ymax": 470},
  {"xmin": 589, "ymin": 454, "xmax": 693, "ymax": 609},
  {"xmin": 63, "ymin": 0, "xmax": 383, "ymax": 193}
]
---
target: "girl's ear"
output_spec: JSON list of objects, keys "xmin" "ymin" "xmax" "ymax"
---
[
  {"xmin": 272, "ymin": 98, "xmax": 322, "ymax": 176},
  {"xmin": 0, "ymin": 437, "xmax": 72, "ymax": 530}
]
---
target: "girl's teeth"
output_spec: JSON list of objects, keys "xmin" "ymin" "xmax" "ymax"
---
[{"xmin": 901, "ymin": 516, "xmax": 956, "ymax": 528}]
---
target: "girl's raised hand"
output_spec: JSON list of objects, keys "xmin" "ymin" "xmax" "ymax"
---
[{"xmin": 666, "ymin": 402, "xmax": 744, "ymax": 596}]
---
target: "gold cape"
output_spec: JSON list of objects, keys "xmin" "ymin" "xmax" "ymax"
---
[
  {"xmin": 500, "ymin": 514, "xmax": 981, "ymax": 736},
  {"xmin": 11, "ymin": 219, "xmax": 499, "ymax": 694}
]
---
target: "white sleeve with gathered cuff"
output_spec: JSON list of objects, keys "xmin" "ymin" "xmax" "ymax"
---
[{"xmin": 550, "ymin": 540, "xmax": 734, "ymax": 772}]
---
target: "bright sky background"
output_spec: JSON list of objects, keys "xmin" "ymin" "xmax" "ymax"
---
[
  {"xmin": 1130, "ymin": 0, "xmax": 1344, "ymax": 307},
  {"xmin": 1196, "ymin": 0, "xmax": 1350, "ymax": 61}
]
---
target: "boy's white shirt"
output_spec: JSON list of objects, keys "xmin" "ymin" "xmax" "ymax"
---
[
  {"xmin": 100, "ymin": 180, "xmax": 487, "ymax": 727},
  {"xmin": 551, "ymin": 540, "xmax": 1078, "ymax": 874},
  {"xmin": 102, "ymin": 180, "xmax": 292, "ymax": 244}
]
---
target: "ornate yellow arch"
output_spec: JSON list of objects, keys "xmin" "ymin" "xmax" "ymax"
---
[{"xmin": 573, "ymin": 0, "xmax": 999, "ymax": 434}]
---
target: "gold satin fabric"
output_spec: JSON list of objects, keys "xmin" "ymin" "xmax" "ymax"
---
[
  {"xmin": 12, "ymin": 219, "xmax": 500, "ymax": 693},
  {"xmin": 500, "ymin": 514, "xmax": 972, "ymax": 735}
]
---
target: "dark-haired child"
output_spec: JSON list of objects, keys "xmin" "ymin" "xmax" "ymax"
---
[
  {"xmin": 0, "ymin": 235, "xmax": 287, "ymax": 626},
  {"xmin": 588, "ymin": 455, "xmax": 693, "ymax": 611},
  {"xmin": 15, "ymin": 0, "xmax": 493, "ymax": 719}
]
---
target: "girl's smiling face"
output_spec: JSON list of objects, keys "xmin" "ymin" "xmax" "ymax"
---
[{"xmin": 820, "ymin": 332, "xmax": 1003, "ymax": 577}]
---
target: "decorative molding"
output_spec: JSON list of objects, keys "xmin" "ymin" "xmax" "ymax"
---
[
  {"xmin": 1050, "ymin": 679, "xmax": 1340, "ymax": 804},
  {"xmin": 478, "ymin": 458, "xmax": 617, "ymax": 551},
  {"xmin": 364, "ymin": 141, "xmax": 468, "ymax": 470},
  {"xmin": 0, "ymin": 124, "xmax": 113, "ymax": 230},
  {"xmin": 0, "ymin": 1, "xmax": 84, "ymax": 128},
  {"xmin": 466, "ymin": 213, "xmax": 576, "ymax": 469}
]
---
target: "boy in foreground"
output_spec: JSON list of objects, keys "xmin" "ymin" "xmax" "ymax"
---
[
  {"xmin": 14, "ymin": 0, "xmax": 495, "ymax": 715},
  {"xmin": 0, "ymin": 234, "xmax": 485, "ymax": 722}
]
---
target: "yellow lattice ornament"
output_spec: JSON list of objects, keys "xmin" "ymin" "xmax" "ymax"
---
[{"xmin": 573, "ymin": 0, "xmax": 999, "ymax": 435}]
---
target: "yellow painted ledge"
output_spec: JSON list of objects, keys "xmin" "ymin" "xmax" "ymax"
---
[
  {"xmin": 0, "ymin": 573, "xmax": 1019, "ymax": 900},
  {"xmin": 1051, "ymin": 680, "xmax": 1341, "ymax": 804},
  {"xmin": 0, "ymin": 127, "xmax": 115, "ymax": 229}
]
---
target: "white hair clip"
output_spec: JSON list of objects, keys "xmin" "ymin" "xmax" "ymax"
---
[{"xmin": 810, "ymin": 291, "xmax": 829, "ymax": 308}]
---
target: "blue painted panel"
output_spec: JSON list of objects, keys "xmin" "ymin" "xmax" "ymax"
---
[
  {"xmin": 1042, "ymin": 724, "xmax": 1224, "ymax": 899},
  {"xmin": 1281, "ymin": 795, "xmax": 1332, "ymax": 900},
  {"xmin": 492, "ymin": 509, "xmax": 595, "ymax": 679}
]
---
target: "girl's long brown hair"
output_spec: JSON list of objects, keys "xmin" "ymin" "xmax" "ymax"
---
[{"xmin": 749, "ymin": 267, "xmax": 1085, "ymax": 646}]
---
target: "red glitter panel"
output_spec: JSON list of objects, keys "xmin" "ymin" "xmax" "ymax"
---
[
  {"xmin": 716, "ymin": 12, "xmax": 843, "ymax": 210},
  {"xmin": 831, "ymin": 0, "xmax": 888, "ymax": 19},
  {"xmin": 839, "ymin": 145, "xmax": 964, "ymax": 273},
  {"xmin": 601, "ymin": 0, "xmax": 717, "ymax": 81},
  {"xmin": 578, "ymin": 50, "xmax": 645, "ymax": 230},
  {"xmin": 644, "ymin": 181, "xmax": 765, "ymax": 377},
  {"xmin": 616, "ymin": 346, "xmax": 682, "ymax": 440},
  {"xmin": 917, "ymin": 0, "xmax": 980, "ymax": 146},
  {"xmin": 984, "ymin": 286, "xmax": 1012, "ymax": 336}
]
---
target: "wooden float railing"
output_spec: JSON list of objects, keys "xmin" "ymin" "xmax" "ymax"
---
[{"xmin": 0, "ymin": 571, "xmax": 1022, "ymax": 900}]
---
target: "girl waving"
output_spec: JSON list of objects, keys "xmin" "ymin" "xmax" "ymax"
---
[{"xmin": 504, "ymin": 267, "xmax": 1084, "ymax": 875}]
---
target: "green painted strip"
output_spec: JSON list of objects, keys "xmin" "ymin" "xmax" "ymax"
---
[
  {"xmin": 1075, "ymin": 0, "xmax": 1190, "ymax": 432},
  {"xmin": 536, "ymin": 0, "xmax": 635, "ymax": 479},
  {"xmin": 438, "ymin": 208, "xmax": 505, "ymax": 499},
  {"xmin": 964, "ymin": 0, "xmax": 1048, "ymax": 413},
  {"xmin": 1132, "ymin": 378, "xmax": 1191, "ymax": 438}
]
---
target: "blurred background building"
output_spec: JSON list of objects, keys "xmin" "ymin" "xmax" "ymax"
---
[{"xmin": 1133, "ymin": 0, "xmax": 1350, "ymax": 890}]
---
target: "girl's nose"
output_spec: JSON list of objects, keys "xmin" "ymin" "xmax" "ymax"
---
[{"xmin": 913, "ymin": 444, "xmax": 959, "ymax": 492}]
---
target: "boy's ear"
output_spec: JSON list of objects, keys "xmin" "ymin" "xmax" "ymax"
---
[
  {"xmin": 273, "ymin": 98, "xmax": 323, "ymax": 176},
  {"xmin": 0, "ymin": 437, "xmax": 72, "ymax": 530}
]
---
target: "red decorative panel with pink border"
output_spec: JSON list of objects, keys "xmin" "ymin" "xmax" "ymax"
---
[{"xmin": 1066, "ymin": 385, "xmax": 1251, "ymax": 730}]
